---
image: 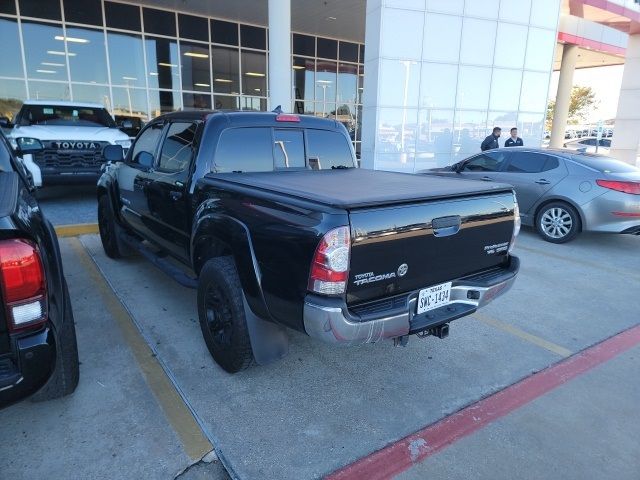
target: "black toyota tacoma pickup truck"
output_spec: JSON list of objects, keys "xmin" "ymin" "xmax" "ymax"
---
[
  {"xmin": 0, "ymin": 132, "xmax": 79, "ymax": 409},
  {"xmin": 98, "ymin": 111, "xmax": 520, "ymax": 373}
]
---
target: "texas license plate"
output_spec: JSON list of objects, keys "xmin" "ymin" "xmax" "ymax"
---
[{"xmin": 417, "ymin": 282, "xmax": 452, "ymax": 315}]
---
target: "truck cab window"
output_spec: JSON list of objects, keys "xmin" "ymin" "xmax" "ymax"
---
[
  {"xmin": 274, "ymin": 129, "xmax": 305, "ymax": 169},
  {"xmin": 130, "ymin": 123, "xmax": 163, "ymax": 165},
  {"xmin": 306, "ymin": 129, "xmax": 355, "ymax": 169},
  {"xmin": 158, "ymin": 122, "xmax": 197, "ymax": 173},
  {"xmin": 213, "ymin": 127, "xmax": 272, "ymax": 173}
]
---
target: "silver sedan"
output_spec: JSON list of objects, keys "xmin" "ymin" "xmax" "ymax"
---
[{"xmin": 422, "ymin": 147, "xmax": 640, "ymax": 243}]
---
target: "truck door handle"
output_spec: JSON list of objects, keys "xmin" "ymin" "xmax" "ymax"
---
[
  {"xmin": 169, "ymin": 191, "xmax": 182, "ymax": 201},
  {"xmin": 481, "ymin": 176, "xmax": 492, "ymax": 181},
  {"xmin": 535, "ymin": 179, "xmax": 551, "ymax": 185}
]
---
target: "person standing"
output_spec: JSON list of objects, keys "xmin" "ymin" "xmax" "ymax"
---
[
  {"xmin": 481, "ymin": 127, "xmax": 501, "ymax": 151},
  {"xmin": 504, "ymin": 127, "xmax": 523, "ymax": 147}
]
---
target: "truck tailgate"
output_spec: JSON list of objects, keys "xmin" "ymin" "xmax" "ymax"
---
[{"xmin": 347, "ymin": 191, "xmax": 515, "ymax": 306}]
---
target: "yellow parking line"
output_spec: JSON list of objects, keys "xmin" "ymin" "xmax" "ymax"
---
[
  {"xmin": 54, "ymin": 223, "xmax": 99, "ymax": 237},
  {"xmin": 67, "ymin": 237, "xmax": 213, "ymax": 461},
  {"xmin": 474, "ymin": 312, "xmax": 573, "ymax": 358}
]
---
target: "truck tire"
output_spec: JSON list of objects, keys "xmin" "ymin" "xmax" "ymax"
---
[
  {"xmin": 535, "ymin": 202, "xmax": 581, "ymax": 244},
  {"xmin": 98, "ymin": 195, "xmax": 123, "ymax": 258},
  {"xmin": 32, "ymin": 281, "xmax": 80, "ymax": 401},
  {"xmin": 197, "ymin": 257, "xmax": 254, "ymax": 373}
]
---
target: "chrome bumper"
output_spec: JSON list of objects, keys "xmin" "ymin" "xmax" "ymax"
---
[{"xmin": 303, "ymin": 256, "xmax": 519, "ymax": 345}]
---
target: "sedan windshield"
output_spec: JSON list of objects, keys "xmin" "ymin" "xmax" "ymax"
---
[
  {"xmin": 574, "ymin": 154, "xmax": 639, "ymax": 174},
  {"xmin": 18, "ymin": 105, "xmax": 116, "ymax": 128}
]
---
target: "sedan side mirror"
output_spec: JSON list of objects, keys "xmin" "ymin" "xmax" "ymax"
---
[
  {"xmin": 103, "ymin": 144, "xmax": 124, "ymax": 162},
  {"xmin": 15, "ymin": 137, "xmax": 44, "ymax": 155}
]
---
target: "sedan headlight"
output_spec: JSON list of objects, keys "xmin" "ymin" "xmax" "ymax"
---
[{"xmin": 115, "ymin": 139, "xmax": 132, "ymax": 149}]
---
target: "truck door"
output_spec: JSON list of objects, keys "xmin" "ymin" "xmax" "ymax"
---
[
  {"xmin": 143, "ymin": 121, "xmax": 199, "ymax": 260},
  {"xmin": 117, "ymin": 122, "xmax": 165, "ymax": 239}
]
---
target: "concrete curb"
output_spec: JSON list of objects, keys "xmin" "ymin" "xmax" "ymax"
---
[{"xmin": 54, "ymin": 223, "xmax": 99, "ymax": 237}]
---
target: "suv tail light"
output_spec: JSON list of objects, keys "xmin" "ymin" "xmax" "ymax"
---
[
  {"xmin": 596, "ymin": 180, "xmax": 640, "ymax": 195},
  {"xmin": 0, "ymin": 239, "xmax": 47, "ymax": 332},
  {"xmin": 308, "ymin": 226, "xmax": 351, "ymax": 295}
]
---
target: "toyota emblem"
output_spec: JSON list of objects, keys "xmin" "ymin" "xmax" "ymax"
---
[{"xmin": 397, "ymin": 263, "xmax": 408, "ymax": 277}]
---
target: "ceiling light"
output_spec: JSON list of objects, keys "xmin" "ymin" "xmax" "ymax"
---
[
  {"xmin": 195, "ymin": 83, "xmax": 210, "ymax": 87},
  {"xmin": 292, "ymin": 65, "xmax": 305, "ymax": 70},
  {"xmin": 54, "ymin": 35, "xmax": 89, "ymax": 43},
  {"xmin": 36, "ymin": 69, "xmax": 56, "ymax": 74},
  {"xmin": 184, "ymin": 52, "xmax": 209, "ymax": 58},
  {"xmin": 316, "ymin": 80, "xmax": 332, "ymax": 84},
  {"xmin": 47, "ymin": 50, "xmax": 76, "ymax": 56},
  {"xmin": 327, "ymin": 16, "xmax": 337, "ymax": 20},
  {"xmin": 214, "ymin": 78, "xmax": 233, "ymax": 83},
  {"xmin": 149, "ymin": 72, "xmax": 159, "ymax": 76},
  {"xmin": 41, "ymin": 62, "xmax": 65, "ymax": 67},
  {"xmin": 254, "ymin": 88, "xmax": 261, "ymax": 92},
  {"xmin": 158, "ymin": 62, "xmax": 177, "ymax": 67},
  {"xmin": 245, "ymin": 72, "xmax": 265, "ymax": 77},
  {"xmin": 122, "ymin": 76, "xmax": 137, "ymax": 81}
]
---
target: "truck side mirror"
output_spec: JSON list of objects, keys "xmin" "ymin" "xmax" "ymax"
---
[
  {"xmin": 135, "ymin": 151, "xmax": 154, "ymax": 170},
  {"xmin": 15, "ymin": 137, "xmax": 44, "ymax": 155},
  {"xmin": 103, "ymin": 144, "xmax": 124, "ymax": 162}
]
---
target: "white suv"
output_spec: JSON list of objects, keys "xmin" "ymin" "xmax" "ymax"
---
[{"xmin": 7, "ymin": 100, "xmax": 132, "ymax": 186}]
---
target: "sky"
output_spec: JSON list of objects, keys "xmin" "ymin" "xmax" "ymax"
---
[{"xmin": 548, "ymin": 64, "xmax": 625, "ymax": 124}]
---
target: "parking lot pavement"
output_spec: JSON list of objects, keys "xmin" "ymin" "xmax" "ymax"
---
[{"xmin": 37, "ymin": 185, "xmax": 97, "ymax": 226}]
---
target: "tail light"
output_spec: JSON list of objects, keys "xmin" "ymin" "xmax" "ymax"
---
[
  {"xmin": 308, "ymin": 226, "xmax": 351, "ymax": 295},
  {"xmin": 596, "ymin": 180, "xmax": 640, "ymax": 195},
  {"xmin": 508, "ymin": 197, "xmax": 521, "ymax": 254},
  {"xmin": 0, "ymin": 239, "xmax": 47, "ymax": 332},
  {"xmin": 276, "ymin": 114, "xmax": 300, "ymax": 122}
]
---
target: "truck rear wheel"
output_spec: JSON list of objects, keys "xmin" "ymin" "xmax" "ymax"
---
[
  {"xmin": 197, "ymin": 257, "xmax": 254, "ymax": 373},
  {"xmin": 98, "ymin": 195, "xmax": 123, "ymax": 258}
]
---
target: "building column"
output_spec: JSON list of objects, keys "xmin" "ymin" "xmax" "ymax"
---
[
  {"xmin": 610, "ymin": 34, "xmax": 640, "ymax": 166},
  {"xmin": 550, "ymin": 44, "xmax": 579, "ymax": 148},
  {"xmin": 267, "ymin": 0, "xmax": 292, "ymax": 112}
]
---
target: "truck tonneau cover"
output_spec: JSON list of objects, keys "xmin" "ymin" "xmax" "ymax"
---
[{"xmin": 207, "ymin": 169, "xmax": 513, "ymax": 209}]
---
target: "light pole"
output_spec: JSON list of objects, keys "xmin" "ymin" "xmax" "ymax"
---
[{"xmin": 399, "ymin": 60, "xmax": 417, "ymax": 154}]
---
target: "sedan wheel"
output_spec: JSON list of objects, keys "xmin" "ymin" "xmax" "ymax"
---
[{"xmin": 536, "ymin": 202, "xmax": 581, "ymax": 243}]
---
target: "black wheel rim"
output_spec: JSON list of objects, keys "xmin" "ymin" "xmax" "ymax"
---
[{"xmin": 204, "ymin": 284, "xmax": 233, "ymax": 347}]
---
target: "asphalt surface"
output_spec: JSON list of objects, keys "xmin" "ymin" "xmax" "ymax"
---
[
  {"xmin": 0, "ymin": 197, "xmax": 639, "ymax": 478},
  {"xmin": 37, "ymin": 185, "xmax": 97, "ymax": 225}
]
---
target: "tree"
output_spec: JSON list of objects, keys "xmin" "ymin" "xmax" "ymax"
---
[{"xmin": 546, "ymin": 86, "xmax": 598, "ymax": 129}]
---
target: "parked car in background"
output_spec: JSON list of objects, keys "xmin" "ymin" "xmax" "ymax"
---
[
  {"xmin": 5, "ymin": 100, "xmax": 132, "ymax": 185},
  {"xmin": 0, "ymin": 131, "xmax": 79, "ymax": 409},
  {"xmin": 564, "ymin": 137, "xmax": 611, "ymax": 155},
  {"xmin": 421, "ymin": 147, "xmax": 640, "ymax": 243}
]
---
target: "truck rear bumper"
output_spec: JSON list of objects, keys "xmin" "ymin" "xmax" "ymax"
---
[{"xmin": 303, "ymin": 255, "xmax": 519, "ymax": 345}]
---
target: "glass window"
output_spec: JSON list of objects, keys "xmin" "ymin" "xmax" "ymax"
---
[
  {"xmin": 543, "ymin": 156, "xmax": 560, "ymax": 171},
  {"xmin": 494, "ymin": 23, "xmax": 527, "ymax": 69},
  {"xmin": 27, "ymin": 81, "xmax": 69, "ymax": 100},
  {"xmin": 274, "ymin": 129, "xmax": 305, "ymax": 168},
  {"xmin": 72, "ymin": 84, "xmax": 110, "ymax": 105},
  {"xmin": 505, "ymin": 152, "xmax": 549, "ymax": 173},
  {"xmin": 573, "ymin": 155, "xmax": 638, "ymax": 173},
  {"xmin": 182, "ymin": 92, "xmax": 211, "ymax": 110},
  {"xmin": 379, "ymin": 59, "xmax": 419, "ymax": 108},
  {"xmin": 454, "ymin": 110, "xmax": 488, "ymax": 158},
  {"xmin": 580, "ymin": 138, "xmax": 596, "ymax": 146},
  {"xmin": 293, "ymin": 34, "xmax": 315, "ymax": 57},
  {"xmin": 240, "ymin": 96, "xmax": 266, "ymax": 111},
  {"xmin": 158, "ymin": 122, "xmax": 197, "ymax": 172},
  {"xmin": 148, "ymin": 90, "xmax": 180, "ymax": 117},
  {"xmin": 423, "ymin": 13, "xmax": 462, "ymax": 63},
  {"xmin": 146, "ymin": 37, "xmax": 179, "ymax": 90},
  {"xmin": 0, "ymin": 0, "xmax": 16, "ymax": 15},
  {"xmin": 112, "ymin": 87, "xmax": 148, "ymax": 120},
  {"xmin": 17, "ymin": 103, "xmax": 115, "ymax": 127},
  {"xmin": 381, "ymin": 8, "xmax": 423, "ymax": 60},
  {"xmin": 456, "ymin": 66, "xmax": 491, "ymax": 110},
  {"xmin": 0, "ymin": 80, "xmax": 27, "ymax": 120},
  {"xmin": 519, "ymin": 71, "xmax": 549, "ymax": 112},
  {"xmin": 337, "ymin": 63, "xmax": 358, "ymax": 105},
  {"xmin": 339, "ymin": 42, "xmax": 358, "ymax": 63},
  {"xmin": 214, "ymin": 95, "xmax": 239, "ymax": 110},
  {"xmin": 66, "ymin": 27, "xmax": 108, "ymax": 84},
  {"xmin": 420, "ymin": 63, "xmax": 458, "ymax": 109},
  {"xmin": 213, "ymin": 127, "xmax": 272, "ymax": 173},
  {"xmin": 240, "ymin": 24, "xmax": 266, "ymax": 50},
  {"xmin": 530, "ymin": 0, "xmax": 560, "ymax": 29},
  {"xmin": 464, "ymin": 0, "xmax": 499, "ymax": 19},
  {"xmin": 178, "ymin": 14, "xmax": 208, "ymax": 42},
  {"xmin": 307, "ymin": 129, "xmax": 355, "ymax": 169},
  {"xmin": 499, "ymin": 0, "xmax": 531, "ymax": 23},
  {"xmin": 416, "ymin": 109, "xmax": 454, "ymax": 153},
  {"xmin": 180, "ymin": 42, "xmax": 210, "ymax": 92},
  {"xmin": 22, "ymin": 21, "xmax": 68, "ymax": 82},
  {"xmin": 426, "ymin": 0, "xmax": 464, "ymax": 14},
  {"xmin": 463, "ymin": 152, "xmax": 508, "ymax": 172},
  {"xmin": 211, "ymin": 20, "xmax": 238, "ymax": 46},
  {"xmin": 108, "ymin": 32, "xmax": 145, "ymax": 88},
  {"xmin": 130, "ymin": 123, "xmax": 163, "ymax": 164},
  {"xmin": 293, "ymin": 56, "xmax": 315, "ymax": 107},
  {"xmin": 377, "ymin": 107, "xmax": 418, "ymax": 154},
  {"xmin": 212, "ymin": 47, "xmax": 240, "ymax": 94},
  {"xmin": 460, "ymin": 18, "xmax": 497, "ymax": 66},
  {"xmin": 105, "ymin": 2, "xmax": 141, "ymax": 31},
  {"xmin": 358, "ymin": 65, "xmax": 364, "ymax": 103},
  {"xmin": 488, "ymin": 111, "xmax": 517, "ymax": 131},
  {"xmin": 143, "ymin": 8, "xmax": 176, "ymax": 37},
  {"xmin": 241, "ymin": 50, "xmax": 266, "ymax": 95},
  {"xmin": 489, "ymin": 69, "xmax": 522, "ymax": 112},
  {"xmin": 19, "ymin": 0, "xmax": 60, "ymax": 20},
  {"xmin": 359, "ymin": 44, "xmax": 365, "ymax": 63},
  {"xmin": 517, "ymin": 112, "xmax": 544, "ymax": 145},
  {"xmin": 317, "ymin": 37, "xmax": 337, "ymax": 59},
  {"xmin": 315, "ymin": 60, "xmax": 336, "ymax": 105},
  {"xmin": 64, "ymin": 0, "xmax": 103, "ymax": 26},
  {"xmin": 525, "ymin": 28, "xmax": 556, "ymax": 71},
  {"xmin": 0, "ymin": 18, "xmax": 23, "ymax": 78}
]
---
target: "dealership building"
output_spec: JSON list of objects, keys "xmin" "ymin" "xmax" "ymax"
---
[{"xmin": 0, "ymin": 0, "xmax": 639, "ymax": 170}]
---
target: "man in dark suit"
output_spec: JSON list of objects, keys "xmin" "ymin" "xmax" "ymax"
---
[
  {"xmin": 481, "ymin": 127, "xmax": 501, "ymax": 151},
  {"xmin": 504, "ymin": 127, "xmax": 523, "ymax": 147}
]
